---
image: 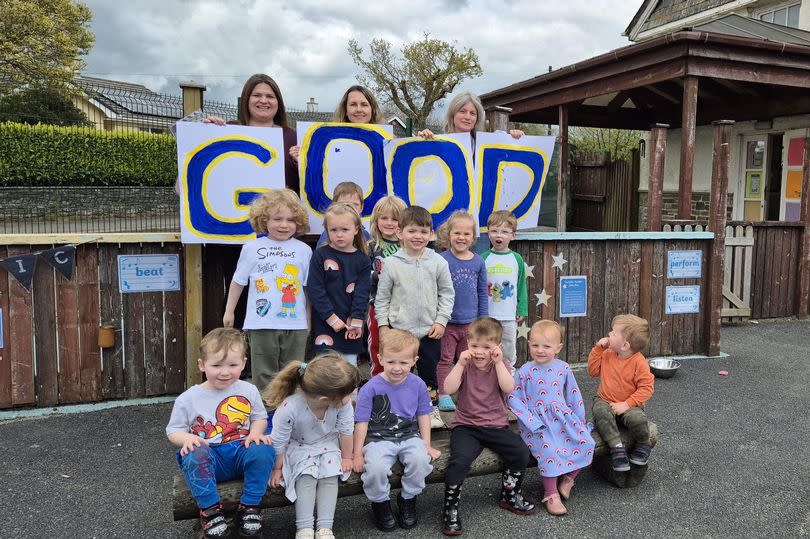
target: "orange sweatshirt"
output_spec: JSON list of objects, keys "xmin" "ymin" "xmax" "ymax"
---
[{"xmin": 587, "ymin": 345, "xmax": 654, "ymax": 408}]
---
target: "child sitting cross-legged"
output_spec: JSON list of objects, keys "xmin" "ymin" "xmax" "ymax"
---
[
  {"xmin": 265, "ymin": 352, "xmax": 360, "ymax": 539},
  {"xmin": 166, "ymin": 328, "xmax": 275, "ymax": 538},
  {"xmin": 441, "ymin": 317, "xmax": 535, "ymax": 536},
  {"xmin": 352, "ymin": 329, "xmax": 442, "ymax": 532}
]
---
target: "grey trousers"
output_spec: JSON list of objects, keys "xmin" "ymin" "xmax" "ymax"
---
[
  {"xmin": 246, "ymin": 329, "xmax": 308, "ymax": 392},
  {"xmin": 361, "ymin": 437, "xmax": 433, "ymax": 502},
  {"xmin": 294, "ymin": 474, "xmax": 339, "ymax": 531},
  {"xmin": 500, "ymin": 320, "xmax": 517, "ymax": 372}
]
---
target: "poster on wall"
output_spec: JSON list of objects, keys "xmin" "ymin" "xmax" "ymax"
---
[
  {"xmin": 667, "ymin": 250, "xmax": 702, "ymax": 279},
  {"xmin": 745, "ymin": 171, "xmax": 762, "ymax": 199},
  {"xmin": 118, "ymin": 254, "xmax": 181, "ymax": 293},
  {"xmin": 665, "ymin": 285, "xmax": 701, "ymax": 314},
  {"xmin": 559, "ymin": 276, "xmax": 587, "ymax": 318}
]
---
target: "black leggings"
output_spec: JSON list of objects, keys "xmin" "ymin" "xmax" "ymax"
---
[
  {"xmin": 416, "ymin": 335, "xmax": 441, "ymax": 391},
  {"xmin": 446, "ymin": 425, "xmax": 530, "ymax": 485}
]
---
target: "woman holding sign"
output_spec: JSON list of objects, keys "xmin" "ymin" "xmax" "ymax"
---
[{"xmin": 205, "ymin": 73, "xmax": 299, "ymax": 192}]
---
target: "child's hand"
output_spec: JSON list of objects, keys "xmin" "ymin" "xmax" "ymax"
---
[
  {"xmin": 490, "ymin": 345, "xmax": 504, "ymax": 364},
  {"xmin": 341, "ymin": 457, "xmax": 353, "ymax": 473},
  {"xmin": 516, "ymin": 316, "xmax": 525, "ymax": 323},
  {"xmin": 457, "ymin": 350, "xmax": 471, "ymax": 367},
  {"xmin": 180, "ymin": 435, "xmax": 208, "ymax": 456},
  {"xmin": 289, "ymin": 145, "xmax": 300, "ymax": 163},
  {"xmin": 352, "ymin": 454, "xmax": 365, "ymax": 474},
  {"xmin": 428, "ymin": 323, "xmax": 445, "ymax": 339},
  {"xmin": 243, "ymin": 432, "xmax": 272, "ymax": 448},
  {"xmin": 610, "ymin": 401, "xmax": 630, "ymax": 415},
  {"xmin": 597, "ymin": 337, "xmax": 609, "ymax": 349},
  {"xmin": 346, "ymin": 327, "xmax": 362, "ymax": 340},
  {"xmin": 427, "ymin": 445, "xmax": 442, "ymax": 461},
  {"xmin": 329, "ymin": 316, "xmax": 347, "ymax": 333},
  {"xmin": 269, "ymin": 468, "xmax": 283, "ymax": 488},
  {"xmin": 223, "ymin": 312, "xmax": 234, "ymax": 328}
]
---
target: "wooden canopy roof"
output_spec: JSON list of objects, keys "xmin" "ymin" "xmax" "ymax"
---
[{"xmin": 480, "ymin": 30, "xmax": 810, "ymax": 129}]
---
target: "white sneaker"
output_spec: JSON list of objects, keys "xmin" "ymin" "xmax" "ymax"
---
[
  {"xmin": 315, "ymin": 529, "xmax": 335, "ymax": 539},
  {"xmin": 429, "ymin": 405, "xmax": 445, "ymax": 429},
  {"xmin": 296, "ymin": 528, "xmax": 315, "ymax": 539}
]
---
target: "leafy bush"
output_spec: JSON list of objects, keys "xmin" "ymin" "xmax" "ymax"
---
[{"xmin": 0, "ymin": 122, "xmax": 178, "ymax": 186}]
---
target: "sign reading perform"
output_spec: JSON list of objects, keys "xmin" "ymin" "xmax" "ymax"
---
[
  {"xmin": 665, "ymin": 285, "xmax": 700, "ymax": 314},
  {"xmin": 118, "ymin": 255, "xmax": 181, "ymax": 293},
  {"xmin": 559, "ymin": 276, "xmax": 587, "ymax": 318},
  {"xmin": 667, "ymin": 250, "xmax": 702, "ymax": 279}
]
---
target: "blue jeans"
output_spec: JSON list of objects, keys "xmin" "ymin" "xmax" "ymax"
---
[{"xmin": 177, "ymin": 440, "xmax": 275, "ymax": 509}]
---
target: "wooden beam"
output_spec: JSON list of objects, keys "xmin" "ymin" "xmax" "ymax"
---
[
  {"xmin": 798, "ymin": 133, "xmax": 810, "ymax": 318},
  {"xmin": 485, "ymin": 105, "xmax": 511, "ymax": 132},
  {"xmin": 678, "ymin": 76, "xmax": 699, "ymax": 220},
  {"xmin": 647, "ymin": 124, "xmax": 668, "ymax": 232},
  {"xmin": 558, "ymin": 105, "xmax": 569, "ymax": 231},
  {"xmin": 706, "ymin": 120, "xmax": 734, "ymax": 356},
  {"xmin": 688, "ymin": 57, "xmax": 810, "ymax": 89}
]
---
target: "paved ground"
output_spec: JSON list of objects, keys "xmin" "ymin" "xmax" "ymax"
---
[{"xmin": 1, "ymin": 320, "xmax": 808, "ymax": 538}]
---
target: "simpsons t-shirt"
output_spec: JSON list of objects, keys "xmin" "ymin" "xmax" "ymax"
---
[{"xmin": 233, "ymin": 236, "xmax": 312, "ymax": 330}]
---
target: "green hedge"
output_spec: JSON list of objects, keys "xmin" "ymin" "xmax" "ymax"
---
[{"xmin": 0, "ymin": 122, "xmax": 178, "ymax": 186}]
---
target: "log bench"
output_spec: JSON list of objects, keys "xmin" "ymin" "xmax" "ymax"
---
[{"xmin": 172, "ymin": 413, "xmax": 657, "ymax": 521}]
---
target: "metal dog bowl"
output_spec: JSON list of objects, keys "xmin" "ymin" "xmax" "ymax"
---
[{"xmin": 649, "ymin": 358, "xmax": 681, "ymax": 379}]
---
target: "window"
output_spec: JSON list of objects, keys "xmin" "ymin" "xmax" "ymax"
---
[{"xmin": 759, "ymin": 3, "xmax": 801, "ymax": 28}]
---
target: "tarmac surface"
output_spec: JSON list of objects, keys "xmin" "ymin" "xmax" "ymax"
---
[{"xmin": 1, "ymin": 319, "xmax": 808, "ymax": 538}]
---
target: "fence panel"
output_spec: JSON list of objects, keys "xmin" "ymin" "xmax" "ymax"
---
[{"xmin": 748, "ymin": 223, "xmax": 803, "ymax": 319}]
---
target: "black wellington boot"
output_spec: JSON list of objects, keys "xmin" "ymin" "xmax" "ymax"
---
[
  {"xmin": 371, "ymin": 500, "xmax": 398, "ymax": 532},
  {"xmin": 441, "ymin": 483, "xmax": 463, "ymax": 536},
  {"xmin": 498, "ymin": 469, "xmax": 537, "ymax": 515},
  {"xmin": 396, "ymin": 492, "xmax": 418, "ymax": 529}
]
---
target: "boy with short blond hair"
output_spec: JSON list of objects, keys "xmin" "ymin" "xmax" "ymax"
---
[
  {"xmin": 166, "ymin": 328, "xmax": 275, "ymax": 538},
  {"xmin": 441, "ymin": 317, "xmax": 535, "ymax": 535},
  {"xmin": 317, "ymin": 180, "xmax": 371, "ymax": 246},
  {"xmin": 353, "ymin": 329, "xmax": 441, "ymax": 531},
  {"xmin": 588, "ymin": 314, "xmax": 655, "ymax": 472},
  {"xmin": 481, "ymin": 210, "xmax": 528, "ymax": 372},
  {"xmin": 374, "ymin": 206, "xmax": 455, "ymax": 406}
]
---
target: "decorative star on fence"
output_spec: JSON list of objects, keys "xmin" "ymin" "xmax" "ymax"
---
[
  {"xmin": 551, "ymin": 252, "xmax": 568, "ymax": 270},
  {"xmin": 517, "ymin": 322, "xmax": 531, "ymax": 341},
  {"xmin": 535, "ymin": 289, "xmax": 551, "ymax": 306},
  {"xmin": 524, "ymin": 263, "xmax": 535, "ymax": 279}
]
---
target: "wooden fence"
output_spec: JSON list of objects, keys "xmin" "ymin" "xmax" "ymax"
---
[
  {"xmin": 747, "ymin": 222, "xmax": 804, "ymax": 319},
  {"xmin": 0, "ymin": 238, "xmax": 185, "ymax": 408},
  {"xmin": 570, "ymin": 151, "xmax": 639, "ymax": 232},
  {"xmin": 514, "ymin": 232, "xmax": 711, "ymax": 363}
]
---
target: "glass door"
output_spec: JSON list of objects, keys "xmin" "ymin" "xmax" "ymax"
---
[{"xmin": 741, "ymin": 137, "xmax": 767, "ymax": 221}]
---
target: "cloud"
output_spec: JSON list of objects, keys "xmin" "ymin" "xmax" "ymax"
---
[{"xmin": 82, "ymin": 0, "xmax": 640, "ymax": 114}]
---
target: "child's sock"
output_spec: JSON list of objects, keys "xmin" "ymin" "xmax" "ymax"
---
[{"xmin": 541, "ymin": 476, "xmax": 558, "ymax": 495}]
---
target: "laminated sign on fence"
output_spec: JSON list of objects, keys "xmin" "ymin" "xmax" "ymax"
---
[{"xmin": 176, "ymin": 122, "xmax": 555, "ymax": 243}]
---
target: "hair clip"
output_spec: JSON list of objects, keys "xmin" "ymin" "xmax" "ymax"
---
[{"xmin": 298, "ymin": 362, "xmax": 308, "ymax": 374}]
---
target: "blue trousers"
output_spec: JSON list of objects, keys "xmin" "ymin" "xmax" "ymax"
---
[{"xmin": 178, "ymin": 440, "xmax": 275, "ymax": 509}]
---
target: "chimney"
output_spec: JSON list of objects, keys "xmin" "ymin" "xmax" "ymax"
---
[{"xmin": 306, "ymin": 97, "xmax": 318, "ymax": 112}]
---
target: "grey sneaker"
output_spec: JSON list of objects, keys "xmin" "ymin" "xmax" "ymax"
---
[
  {"xmin": 610, "ymin": 446, "xmax": 631, "ymax": 472},
  {"xmin": 629, "ymin": 442, "xmax": 652, "ymax": 466}
]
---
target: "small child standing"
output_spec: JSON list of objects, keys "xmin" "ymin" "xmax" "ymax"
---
[
  {"xmin": 223, "ymin": 188, "xmax": 312, "ymax": 392},
  {"xmin": 307, "ymin": 203, "xmax": 372, "ymax": 366},
  {"xmin": 441, "ymin": 317, "xmax": 535, "ymax": 536},
  {"xmin": 374, "ymin": 206, "xmax": 455, "ymax": 413},
  {"xmin": 435, "ymin": 211, "xmax": 488, "ymax": 412},
  {"xmin": 588, "ymin": 314, "xmax": 655, "ymax": 472},
  {"xmin": 507, "ymin": 320, "xmax": 594, "ymax": 516},
  {"xmin": 353, "ymin": 329, "xmax": 441, "ymax": 532},
  {"xmin": 265, "ymin": 352, "xmax": 360, "ymax": 539},
  {"xmin": 366, "ymin": 195, "xmax": 407, "ymax": 376},
  {"xmin": 481, "ymin": 210, "xmax": 528, "ymax": 371},
  {"xmin": 316, "ymin": 181, "xmax": 371, "ymax": 247},
  {"xmin": 166, "ymin": 328, "xmax": 275, "ymax": 539}
]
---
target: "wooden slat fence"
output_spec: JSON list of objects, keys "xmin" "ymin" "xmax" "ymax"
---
[
  {"xmin": 513, "ymin": 235, "xmax": 710, "ymax": 365},
  {"xmin": 722, "ymin": 224, "xmax": 754, "ymax": 322},
  {"xmin": 746, "ymin": 222, "xmax": 803, "ymax": 319},
  {"xmin": 570, "ymin": 151, "xmax": 639, "ymax": 232},
  {"xmin": 0, "ymin": 242, "xmax": 185, "ymax": 409}
]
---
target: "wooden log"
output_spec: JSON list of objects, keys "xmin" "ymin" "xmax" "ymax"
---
[
  {"xmin": 172, "ymin": 421, "xmax": 658, "ymax": 520},
  {"xmin": 558, "ymin": 105, "xmax": 569, "ymax": 232},
  {"xmin": 678, "ymin": 77, "xmax": 698, "ymax": 220},
  {"xmin": 647, "ymin": 124, "xmax": 668, "ymax": 232}
]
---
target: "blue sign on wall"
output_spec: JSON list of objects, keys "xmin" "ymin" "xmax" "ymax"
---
[
  {"xmin": 665, "ymin": 285, "xmax": 701, "ymax": 314},
  {"xmin": 560, "ymin": 276, "xmax": 588, "ymax": 318},
  {"xmin": 667, "ymin": 250, "xmax": 702, "ymax": 279},
  {"xmin": 118, "ymin": 255, "xmax": 181, "ymax": 293}
]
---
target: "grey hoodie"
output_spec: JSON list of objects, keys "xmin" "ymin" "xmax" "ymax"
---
[{"xmin": 374, "ymin": 247, "xmax": 455, "ymax": 339}]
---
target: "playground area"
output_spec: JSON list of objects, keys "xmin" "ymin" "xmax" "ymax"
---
[{"xmin": 0, "ymin": 319, "xmax": 807, "ymax": 538}]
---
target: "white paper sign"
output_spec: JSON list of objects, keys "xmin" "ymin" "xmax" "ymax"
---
[
  {"xmin": 665, "ymin": 285, "xmax": 701, "ymax": 314},
  {"xmin": 118, "ymin": 254, "xmax": 181, "ymax": 293},
  {"xmin": 667, "ymin": 250, "xmax": 702, "ymax": 279}
]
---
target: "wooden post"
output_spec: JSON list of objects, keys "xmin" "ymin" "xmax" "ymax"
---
[
  {"xmin": 646, "ymin": 124, "xmax": 668, "ymax": 232},
  {"xmin": 485, "ymin": 105, "xmax": 511, "ymax": 133},
  {"xmin": 557, "ymin": 105, "xmax": 569, "ymax": 231},
  {"xmin": 180, "ymin": 81, "xmax": 206, "ymax": 387},
  {"xmin": 706, "ymin": 120, "xmax": 734, "ymax": 356},
  {"xmin": 797, "ymin": 133, "xmax": 810, "ymax": 317},
  {"xmin": 678, "ymin": 77, "xmax": 698, "ymax": 220}
]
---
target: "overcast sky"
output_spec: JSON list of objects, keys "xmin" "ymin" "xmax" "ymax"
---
[{"xmin": 81, "ymin": 0, "xmax": 642, "ymax": 113}]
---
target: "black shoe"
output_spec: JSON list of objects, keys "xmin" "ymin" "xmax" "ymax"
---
[
  {"xmin": 199, "ymin": 503, "xmax": 230, "ymax": 538},
  {"xmin": 236, "ymin": 504, "xmax": 262, "ymax": 537},
  {"xmin": 442, "ymin": 483, "xmax": 463, "ymax": 536},
  {"xmin": 498, "ymin": 469, "xmax": 536, "ymax": 515},
  {"xmin": 396, "ymin": 492, "xmax": 418, "ymax": 529},
  {"xmin": 610, "ymin": 446, "xmax": 631, "ymax": 472},
  {"xmin": 629, "ymin": 442, "xmax": 652, "ymax": 466},
  {"xmin": 371, "ymin": 500, "xmax": 398, "ymax": 532}
]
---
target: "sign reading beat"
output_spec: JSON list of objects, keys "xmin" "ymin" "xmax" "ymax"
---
[{"xmin": 176, "ymin": 122, "xmax": 555, "ymax": 244}]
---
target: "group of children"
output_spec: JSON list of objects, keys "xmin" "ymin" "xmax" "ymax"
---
[{"xmin": 166, "ymin": 183, "xmax": 657, "ymax": 538}]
